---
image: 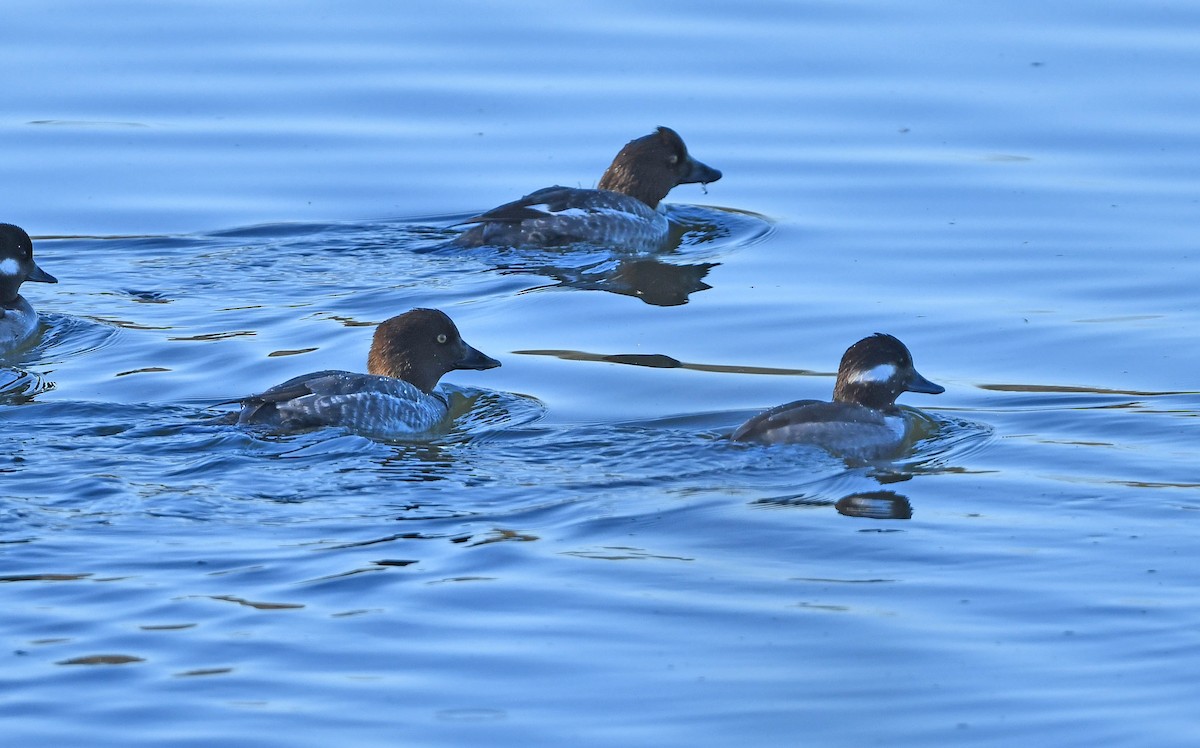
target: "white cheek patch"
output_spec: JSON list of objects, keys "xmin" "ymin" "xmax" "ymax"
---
[
  {"xmin": 847, "ymin": 363, "xmax": 897, "ymax": 385},
  {"xmin": 0, "ymin": 258, "xmax": 20, "ymax": 276}
]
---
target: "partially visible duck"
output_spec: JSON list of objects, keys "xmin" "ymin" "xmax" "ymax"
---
[
  {"xmin": 453, "ymin": 126, "xmax": 722, "ymax": 250},
  {"xmin": 0, "ymin": 224, "xmax": 58, "ymax": 352},
  {"xmin": 731, "ymin": 334, "xmax": 945, "ymax": 460},
  {"xmin": 230, "ymin": 308, "xmax": 500, "ymax": 436}
]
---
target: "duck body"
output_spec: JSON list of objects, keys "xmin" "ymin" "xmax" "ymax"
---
[
  {"xmin": 235, "ymin": 370, "xmax": 452, "ymax": 436},
  {"xmin": 732, "ymin": 334, "xmax": 944, "ymax": 460},
  {"xmin": 732, "ymin": 399, "xmax": 915, "ymax": 461},
  {"xmin": 454, "ymin": 186, "xmax": 669, "ymax": 250}
]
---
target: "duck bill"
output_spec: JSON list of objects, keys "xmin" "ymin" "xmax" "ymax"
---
[
  {"xmin": 680, "ymin": 156, "xmax": 722, "ymax": 186},
  {"xmin": 27, "ymin": 262, "xmax": 57, "ymax": 284},
  {"xmin": 906, "ymin": 370, "xmax": 945, "ymax": 395},
  {"xmin": 456, "ymin": 342, "xmax": 501, "ymax": 371}
]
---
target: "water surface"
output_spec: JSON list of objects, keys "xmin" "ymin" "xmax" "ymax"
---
[{"xmin": 3, "ymin": 1, "xmax": 1200, "ymax": 746}]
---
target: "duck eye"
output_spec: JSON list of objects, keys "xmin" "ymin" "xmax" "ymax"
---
[
  {"xmin": 667, "ymin": 154, "xmax": 679, "ymax": 165},
  {"xmin": 436, "ymin": 333, "xmax": 448, "ymax": 344}
]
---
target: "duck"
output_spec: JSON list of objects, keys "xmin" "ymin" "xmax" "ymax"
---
[
  {"xmin": 731, "ymin": 333, "xmax": 944, "ymax": 459},
  {"xmin": 0, "ymin": 224, "xmax": 58, "ymax": 352},
  {"xmin": 229, "ymin": 308, "xmax": 500, "ymax": 436},
  {"xmin": 452, "ymin": 126, "xmax": 721, "ymax": 250}
]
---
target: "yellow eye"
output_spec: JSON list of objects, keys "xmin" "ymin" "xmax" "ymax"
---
[
  {"xmin": 436, "ymin": 333, "xmax": 448, "ymax": 344},
  {"xmin": 667, "ymin": 154, "xmax": 679, "ymax": 165}
]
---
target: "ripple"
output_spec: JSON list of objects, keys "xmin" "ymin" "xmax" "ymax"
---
[
  {"xmin": 0, "ymin": 367, "xmax": 52, "ymax": 403},
  {"xmin": 23, "ymin": 314, "xmax": 122, "ymax": 366},
  {"xmin": 896, "ymin": 411, "xmax": 997, "ymax": 476},
  {"xmin": 1, "ymin": 315, "xmax": 119, "ymax": 402},
  {"xmin": 665, "ymin": 203, "xmax": 776, "ymax": 258},
  {"xmin": 441, "ymin": 386, "xmax": 547, "ymax": 441}
]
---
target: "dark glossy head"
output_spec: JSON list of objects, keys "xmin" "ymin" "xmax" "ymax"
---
[
  {"xmin": 0, "ymin": 223, "xmax": 57, "ymax": 303},
  {"xmin": 366, "ymin": 308, "xmax": 500, "ymax": 393},
  {"xmin": 597, "ymin": 126, "xmax": 722, "ymax": 209},
  {"xmin": 832, "ymin": 333, "xmax": 944, "ymax": 410}
]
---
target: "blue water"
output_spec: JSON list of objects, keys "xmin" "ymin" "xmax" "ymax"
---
[{"xmin": 3, "ymin": 1, "xmax": 1200, "ymax": 746}]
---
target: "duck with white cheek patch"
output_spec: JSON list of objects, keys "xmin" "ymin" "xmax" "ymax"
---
[
  {"xmin": 225, "ymin": 308, "xmax": 500, "ymax": 438},
  {"xmin": 731, "ymin": 333, "xmax": 945, "ymax": 460},
  {"xmin": 0, "ymin": 224, "xmax": 58, "ymax": 352},
  {"xmin": 452, "ymin": 126, "xmax": 722, "ymax": 251}
]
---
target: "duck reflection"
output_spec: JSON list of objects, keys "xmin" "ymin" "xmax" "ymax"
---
[
  {"xmin": 752, "ymin": 489, "xmax": 914, "ymax": 520},
  {"xmin": 510, "ymin": 257, "xmax": 717, "ymax": 307},
  {"xmin": 834, "ymin": 491, "xmax": 913, "ymax": 519}
]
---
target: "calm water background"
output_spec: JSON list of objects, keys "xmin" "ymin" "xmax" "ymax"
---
[{"xmin": 3, "ymin": 1, "xmax": 1199, "ymax": 745}]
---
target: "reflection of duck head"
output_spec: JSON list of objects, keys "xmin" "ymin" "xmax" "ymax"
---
[{"xmin": 834, "ymin": 490, "xmax": 912, "ymax": 520}]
